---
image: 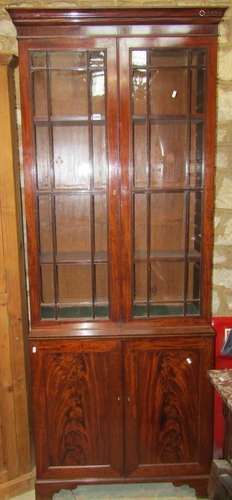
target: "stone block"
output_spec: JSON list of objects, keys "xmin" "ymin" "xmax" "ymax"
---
[
  {"xmin": 218, "ymin": 48, "xmax": 232, "ymax": 81},
  {"xmin": 218, "ymin": 88, "xmax": 232, "ymax": 121}
]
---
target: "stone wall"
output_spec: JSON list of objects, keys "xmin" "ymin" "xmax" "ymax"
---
[{"xmin": 0, "ymin": 0, "xmax": 231, "ymax": 316}]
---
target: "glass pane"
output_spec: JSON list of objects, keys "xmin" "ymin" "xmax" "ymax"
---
[
  {"xmin": 132, "ymin": 70, "xmax": 147, "ymax": 116},
  {"xmin": 134, "ymin": 262, "xmax": 147, "ymax": 303},
  {"xmin": 91, "ymin": 71, "xmax": 105, "ymax": 118},
  {"xmin": 33, "ymin": 70, "xmax": 48, "ymax": 118},
  {"xmin": 190, "ymin": 122, "xmax": 203, "ymax": 187},
  {"xmin": 31, "ymin": 51, "xmax": 46, "ymax": 68},
  {"xmin": 150, "ymin": 69, "xmax": 188, "ymax": 115},
  {"xmin": 189, "ymin": 192, "xmax": 202, "ymax": 256},
  {"xmin": 186, "ymin": 302, "xmax": 200, "ymax": 316},
  {"xmin": 89, "ymin": 51, "xmax": 104, "ymax": 69},
  {"xmin": 93, "ymin": 125, "xmax": 107, "ymax": 187},
  {"xmin": 191, "ymin": 68, "xmax": 205, "ymax": 114},
  {"xmin": 50, "ymin": 71, "xmax": 88, "ymax": 118},
  {"xmin": 41, "ymin": 264, "xmax": 54, "ymax": 303},
  {"xmin": 188, "ymin": 260, "xmax": 201, "ymax": 301},
  {"xmin": 133, "ymin": 123, "xmax": 147, "ymax": 188},
  {"xmin": 150, "ymin": 304, "xmax": 184, "ymax": 316},
  {"xmin": 35, "ymin": 126, "xmax": 50, "ymax": 190},
  {"xmin": 53, "ymin": 126, "xmax": 90, "ymax": 188},
  {"xmin": 150, "ymin": 49, "xmax": 188, "ymax": 67},
  {"xmin": 150, "ymin": 261, "xmax": 184, "ymax": 302},
  {"xmin": 132, "ymin": 50, "xmax": 147, "ymax": 67},
  {"xmin": 134, "ymin": 194, "xmax": 147, "ymax": 259},
  {"xmin": 151, "ymin": 193, "xmax": 185, "ymax": 255},
  {"xmin": 58, "ymin": 264, "xmax": 92, "ymax": 304},
  {"xmin": 58, "ymin": 305, "xmax": 93, "ymax": 319},
  {"xmin": 95, "ymin": 194, "xmax": 107, "ymax": 260},
  {"xmin": 95, "ymin": 263, "xmax": 108, "ymax": 304},
  {"xmin": 150, "ymin": 123, "xmax": 187, "ymax": 187},
  {"xmin": 41, "ymin": 305, "xmax": 55, "ymax": 319},
  {"xmin": 191, "ymin": 49, "xmax": 206, "ymax": 67},
  {"xmin": 49, "ymin": 51, "xmax": 86, "ymax": 69},
  {"xmin": 38, "ymin": 196, "xmax": 53, "ymax": 260},
  {"xmin": 56, "ymin": 194, "xmax": 91, "ymax": 260},
  {"xmin": 191, "ymin": 122, "xmax": 203, "ymax": 163}
]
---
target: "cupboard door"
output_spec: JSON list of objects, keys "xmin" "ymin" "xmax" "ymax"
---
[
  {"xmin": 124, "ymin": 336, "xmax": 213, "ymax": 478},
  {"xmin": 30, "ymin": 339, "xmax": 123, "ymax": 479}
]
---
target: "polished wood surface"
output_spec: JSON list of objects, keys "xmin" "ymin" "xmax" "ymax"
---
[
  {"xmin": 31, "ymin": 339, "xmax": 123, "ymax": 479},
  {"xmin": 124, "ymin": 336, "xmax": 213, "ymax": 477},
  {"xmin": 8, "ymin": 8, "xmax": 226, "ymax": 27},
  {"xmin": 8, "ymin": 7, "xmax": 226, "ymax": 499},
  {"xmin": 0, "ymin": 55, "xmax": 32, "ymax": 496}
]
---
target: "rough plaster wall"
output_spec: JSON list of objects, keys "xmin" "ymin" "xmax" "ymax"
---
[{"xmin": 0, "ymin": 0, "xmax": 231, "ymax": 316}]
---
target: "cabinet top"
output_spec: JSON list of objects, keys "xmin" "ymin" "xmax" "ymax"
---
[{"xmin": 8, "ymin": 7, "xmax": 227, "ymax": 28}]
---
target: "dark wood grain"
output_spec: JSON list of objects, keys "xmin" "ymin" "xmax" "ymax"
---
[
  {"xmin": 124, "ymin": 336, "xmax": 214, "ymax": 477},
  {"xmin": 8, "ymin": 8, "xmax": 226, "ymax": 27},
  {"xmin": 30, "ymin": 339, "xmax": 123, "ymax": 478}
]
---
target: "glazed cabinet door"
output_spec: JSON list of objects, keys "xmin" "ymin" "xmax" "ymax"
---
[
  {"xmin": 19, "ymin": 38, "xmax": 120, "ymax": 325},
  {"xmin": 124, "ymin": 336, "xmax": 213, "ymax": 478},
  {"xmin": 119, "ymin": 38, "xmax": 215, "ymax": 321},
  {"xmin": 30, "ymin": 339, "xmax": 123, "ymax": 480}
]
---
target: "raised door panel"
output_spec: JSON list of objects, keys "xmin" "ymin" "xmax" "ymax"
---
[
  {"xmin": 30, "ymin": 339, "xmax": 123, "ymax": 479},
  {"xmin": 124, "ymin": 336, "xmax": 213, "ymax": 478}
]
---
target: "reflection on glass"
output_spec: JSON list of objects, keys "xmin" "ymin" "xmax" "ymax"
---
[
  {"xmin": 132, "ymin": 70, "xmax": 147, "ymax": 116},
  {"xmin": 36, "ymin": 127, "xmax": 50, "ymax": 190},
  {"xmin": 50, "ymin": 71, "xmax": 88, "ymax": 117},
  {"xmin": 58, "ymin": 264, "xmax": 92, "ymax": 303},
  {"xmin": 91, "ymin": 71, "xmax": 105, "ymax": 118},
  {"xmin": 89, "ymin": 51, "xmax": 104, "ymax": 68},
  {"xmin": 134, "ymin": 194, "xmax": 147, "ymax": 258},
  {"xmin": 133, "ymin": 123, "xmax": 147, "ymax": 187},
  {"xmin": 150, "ymin": 261, "xmax": 184, "ymax": 302},
  {"xmin": 132, "ymin": 50, "xmax": 147, "ymax": 67},
  {"xmin": 150, "ymin": 69, "xmax": 187, "ymax": 115},
  {"xmin": 56, "ymin": 194, "xmax": 91, "ymax": 260},
  {"xmin": 150, "ymin": 123, "xmax": 187, "ymax": 187},
  {"xmin": 151, "ymin": 193, "xmax": 185, "ymax": 254},
  {"xmin": 53, "ymin": 125, "xmax": 90, "ymax": 188}
]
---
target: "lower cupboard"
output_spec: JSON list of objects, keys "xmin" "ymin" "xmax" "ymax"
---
[{"xmin": 30, "ymin": 335, "xmax": 214, "ymax": 497}]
